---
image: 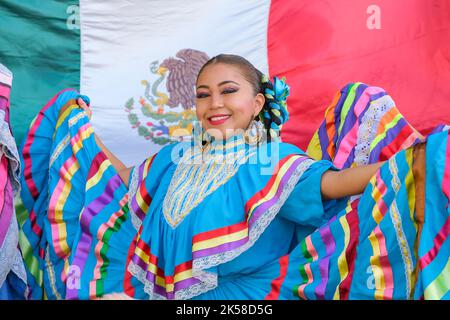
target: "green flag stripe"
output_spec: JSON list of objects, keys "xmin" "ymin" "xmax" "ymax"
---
[{"xmin": 0, "ymin": 0, "xmax": 80, "ymax": 146}]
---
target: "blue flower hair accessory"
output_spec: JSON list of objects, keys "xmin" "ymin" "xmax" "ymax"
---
[{"xmin": 259, "ymin": 75, "xmax": 290, "ymax": 140}]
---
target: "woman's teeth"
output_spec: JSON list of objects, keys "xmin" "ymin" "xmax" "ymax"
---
[{"xmin": 209, "ymin": 115, "xmax": 230, "ymax": 121}]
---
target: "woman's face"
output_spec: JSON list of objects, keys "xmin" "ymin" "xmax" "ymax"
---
[{"xmin": 195, "ymin": 63, "xmax": 265, "ymax": 140}]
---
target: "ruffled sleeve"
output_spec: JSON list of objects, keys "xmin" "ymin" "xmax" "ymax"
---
[{"xmin": 279, "ymin": 159, "xmax": 345, "ymax": 229}]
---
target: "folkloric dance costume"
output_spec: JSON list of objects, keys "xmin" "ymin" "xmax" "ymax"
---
[{"xmin": 17, "ymin": 80, "xmax": 449, "ymax": 300}]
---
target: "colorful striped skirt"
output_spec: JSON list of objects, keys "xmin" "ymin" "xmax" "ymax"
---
[{"xmin": 16, "ymin": 83, "xmax": 449, "ymax": 300}]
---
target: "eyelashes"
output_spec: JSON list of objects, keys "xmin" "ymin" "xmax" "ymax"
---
[
  {"xmin": 196, "ymin": 93, "xmax": 209, "ymax": 99},
  {"xmin": 196, "ymin": 88, "xmax": 239, "ymax": 99},
  {"xmin": 222, "ymin": 88, "xmax": 238, "ymax": 94}
]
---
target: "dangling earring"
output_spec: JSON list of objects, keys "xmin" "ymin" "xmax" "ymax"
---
[
  {"xmin": 245, "ymin": 120, "xmax": 264, "ymax": 145},
  {"xmin": 192, "ymin": 121, "xmax": 212, "ymax": 148}
]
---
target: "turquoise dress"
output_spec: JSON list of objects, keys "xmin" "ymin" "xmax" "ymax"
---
[
  {"xmin": 17, "ymin": 83, "xmax": 450, "ymax": 300},
  {"xmin": 123, "ymin": 136, "xmax": 341, "ymax": 300}
]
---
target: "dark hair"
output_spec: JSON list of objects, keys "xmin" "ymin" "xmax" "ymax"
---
[
  {"xmin": 197, "ymin": 54, "xmax": 283, "ymax": 141},
  {"xmin": 197, "ymin": 54, "xmax": 264, "ymax": 96}
]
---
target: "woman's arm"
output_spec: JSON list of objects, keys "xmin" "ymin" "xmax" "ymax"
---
[
  {"xmin": 77, "ymin": 98, "xmax": 131, "ymax": 187},
  {"xmin": 320, "ymin": 162, "xmax": 386, "ymax": 200},
  {"xmin": 93, "ymin": 133, "xmax": 132, "ymax": 187}
]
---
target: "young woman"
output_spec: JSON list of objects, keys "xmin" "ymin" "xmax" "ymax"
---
[{"xmin": 18, "ymin": 55, "xmax": 449, "ymax": 300}]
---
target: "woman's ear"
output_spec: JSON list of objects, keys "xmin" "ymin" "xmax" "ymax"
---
[{"xmin": 254, "ymin": 93, "xmax": 265, "ymax": 117}]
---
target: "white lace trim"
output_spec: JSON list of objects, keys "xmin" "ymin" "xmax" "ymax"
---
[
  {"xmin": 388, "ymin": 156, "xmax": 401, "ymax": 193},
  {"xmin": 387, "ymin": 157, "xmax": 414, "ymax": 299},
  {"xmin": 49, "ymin": 110, "xmax": 89, "ymax": 168},
  {"xmin": 389, "ymin": 199, "xmax": 414, "ymax": 299},
  {"xmin": 68, "ymin": 110, "xmax": 88, "ymax": 128},
  {"xmin": 354, "ymin": 95, "xmax": 394, "ymax": 166},
  {"xmin": 0, "ymin": 110, "xmax": 20, "ymax": 196},
  {"xmin": 162, "ymin": 146, "xmax": 254, "ymax": 229},
  {"xmin": 128, "ymin": 164, "xmax": 143, "ymax": 231},
  {"xmin": 49, "ymin": 134, "xmax": 70, "ymax": 167},
  {"xmin": 44, "ymin": 245, "xmax": 63, "ymax": 300},
  {"xmin": 128, "ymin": 262, "xmax": 218, "ymax": 300},
  {"xmin": 128, "ymin": 157, "xmax": 315, "ymax": 300}
]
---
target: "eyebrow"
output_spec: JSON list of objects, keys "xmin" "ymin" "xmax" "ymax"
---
[{"xmin": 196, "ymin": 80, "xmax": 240, "ymax": 90}]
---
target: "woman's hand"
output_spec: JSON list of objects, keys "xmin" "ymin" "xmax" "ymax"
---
[{"xmin": 77, "ymin": 97, "xmax": 92, "ymax": 120}]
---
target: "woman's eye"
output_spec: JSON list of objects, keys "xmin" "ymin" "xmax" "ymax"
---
[
  {"xmin": 196, "ymin": 92, "xmax": 209, "ymax": 99},
  {"xmin": 222, "ymin": 88, "xmax": 238, "ymax": 94}
]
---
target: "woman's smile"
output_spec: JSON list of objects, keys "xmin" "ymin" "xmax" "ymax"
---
[{"xmin": 207, "ymin": 114, "xmax": 231, "ymax": 126}]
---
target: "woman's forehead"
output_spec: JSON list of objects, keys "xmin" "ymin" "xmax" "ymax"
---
[{"xmin": 197, "ymin": 63, "xmax": 248, "ymax": 85}]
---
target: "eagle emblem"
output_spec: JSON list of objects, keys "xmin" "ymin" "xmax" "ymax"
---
[{"xmin": 125, "ymin": 49, "xmax": 210, "ymax": 145}]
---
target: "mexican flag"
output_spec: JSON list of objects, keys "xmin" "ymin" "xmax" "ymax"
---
[{"xmin": 1, "ymin": 0, "xmax": 450, "ymax": 167}]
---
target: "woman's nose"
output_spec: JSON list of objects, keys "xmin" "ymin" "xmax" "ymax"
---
[{"xmin": 210, "ymin": 94, "xmax": 224, "ymax": 109}]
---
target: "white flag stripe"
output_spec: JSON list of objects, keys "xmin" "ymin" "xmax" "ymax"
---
[{"xmin": 80, "ymin": 0, "xmax": 270, "ymax": 167}]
